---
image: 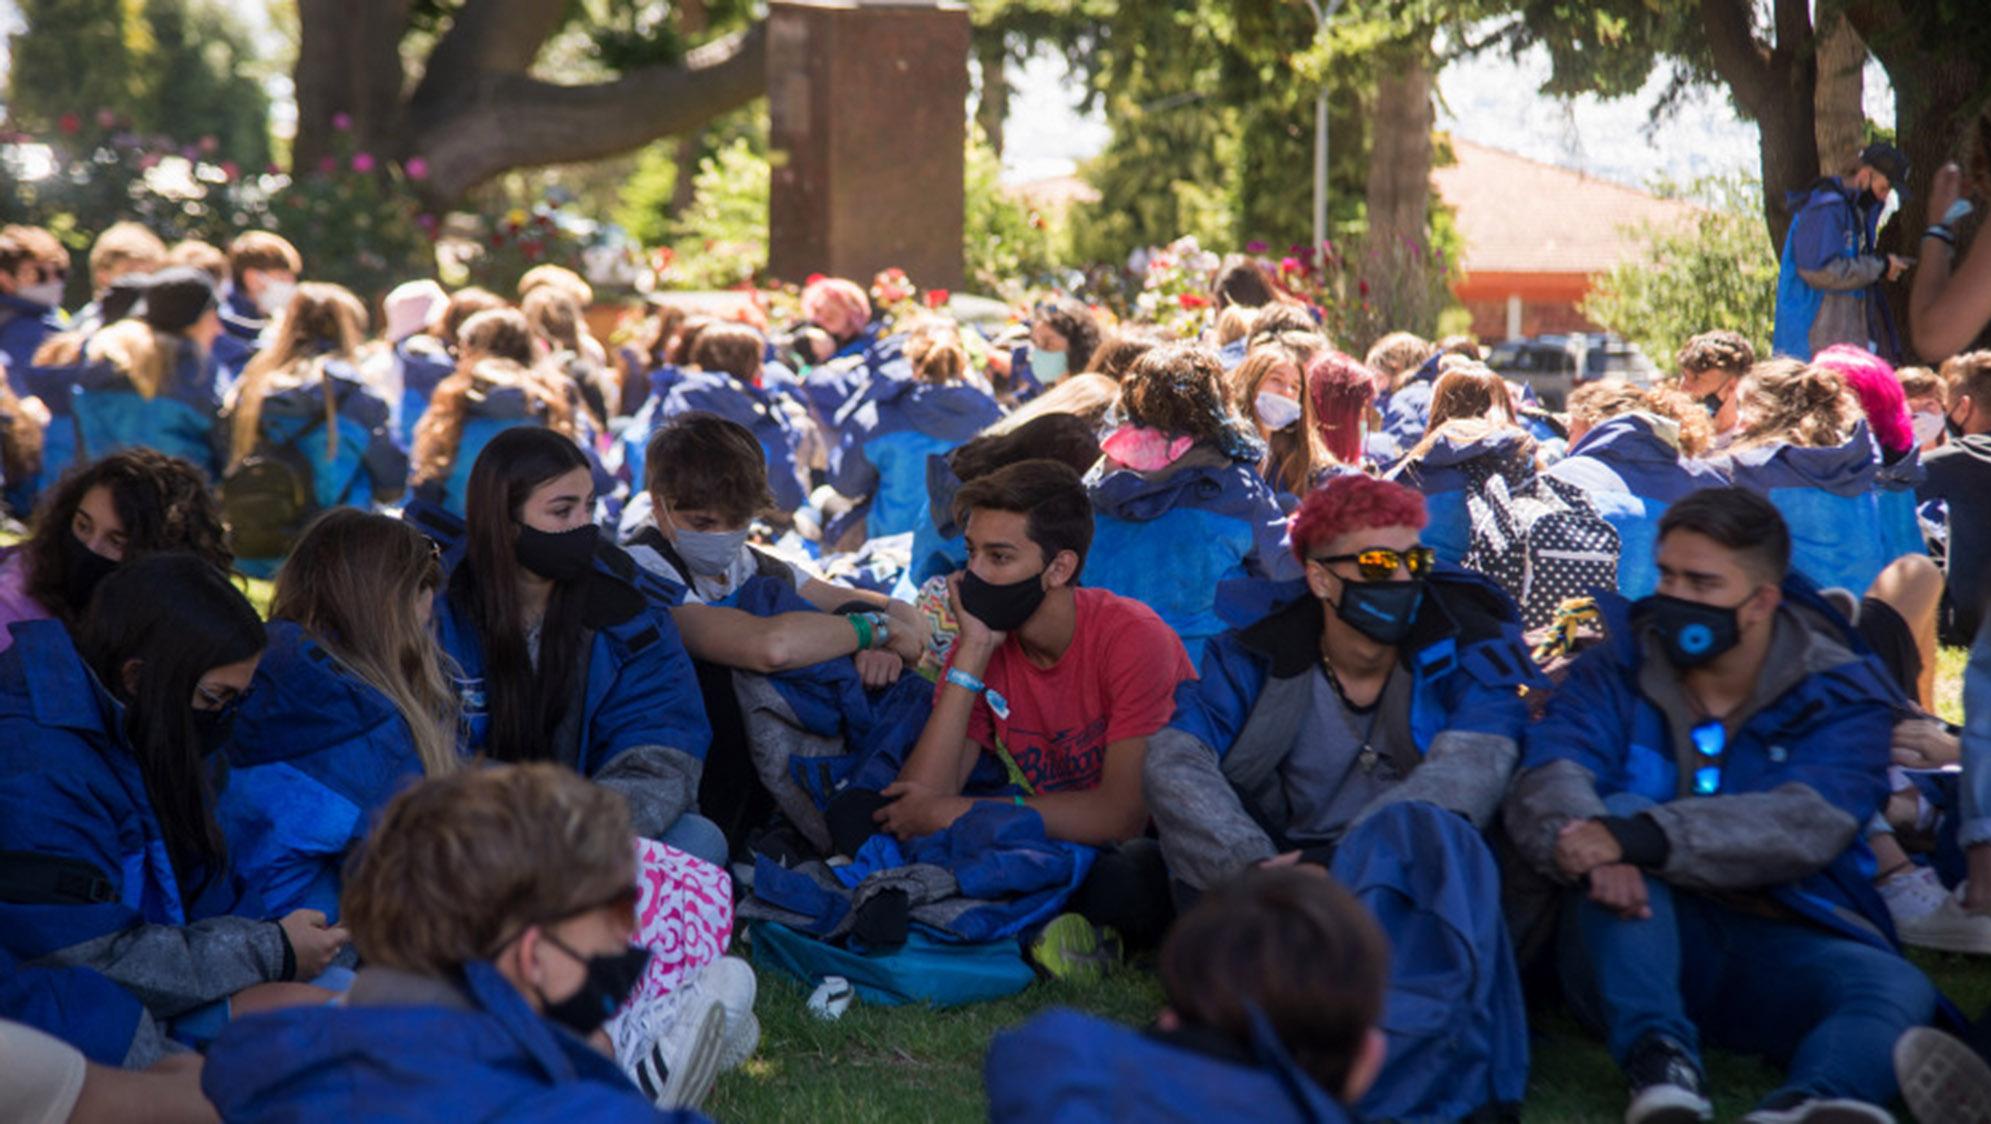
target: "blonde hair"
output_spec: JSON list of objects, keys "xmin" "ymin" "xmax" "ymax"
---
[
  {"xmin": 1732, "ymin": 358, "xmax": 1859, "ymax": 451},
  {"xmin": 341, "ymin": 763, "xmax": 634, "ymax": 975},
  {"xmin": 1365, "ymin": 331, "xmax": 1438, "ymax": 391},
  {"xmin": 1568, "ymin": 380, "xmax": 1716, "ymax": 459},
  {"xmin": 1232, "ymin": 335, "xmax": 1329, "ymax": 495},
  {"xmin": 273, "ymin": 509, "xmax": 460, "ymax": 779},
  {"xmin": 89, "ymin": 222, "xmax": 167, "ymax": 288},
  {"xmin": 226, "ymin": 282, "xmax": 369, "ymax": 468},
  {"xmin": 521, "ymin": 285, "xmax": 584, "ymax": 354},
  {"xmin": 1214, "ymin": 305, "xmax": 1256, "ymax": 348},
  {"xmin": 518, "ymin": 264, "xmax": 592, "ymax": 306},
  {"xmin": 410, "ymin": 357, "xmax": 577, "ymax": 488},
  {"xmin": 985, "ymin": 373, "xmax": 1119, "ymax": 437},
  {"xmin": 84, "ymin": 320, "xmax": 172, "ymax": 398},
  {"xmin": 904, "ymin": 317, "xmax": 969, "ymax": 385}
]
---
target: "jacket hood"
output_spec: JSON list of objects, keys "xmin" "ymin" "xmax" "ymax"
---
[
  {"xmin": 0, "ymin": 618, "xmax": 122, "ymax": 737},
  {"xmin": 227, "ymin": 621, "xmax": 408, "ymax": 766},
  {"xmin": 1939, "ymin": 433, "xmax": 1991, "ymax": 466},
  {"xmin": 1722, "ymin": 421, "xmax": 1879, "ymax": 497},
  {"xmin": 1087, "ymin": 450, "xmax": 1268, "ymax": 523},
  {"xmin": 1414, "ymin": 426, "xmax": 1531, "ymax": 471},
  {"xmin": 839, "ymin": 373, "xmax": 1002, "ymax": 443},
  {"xmin": 1566, "ymin": 412, "xmax": 1686, "ymax": 466},
  {"xmin": 670, "ymin": 368, "xmax": 787, "ymax": 430}
]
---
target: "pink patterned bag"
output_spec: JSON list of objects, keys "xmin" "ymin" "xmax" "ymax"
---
[{"xmin": 607, "ymin": 837, "xmax": 734, "ymax": 1069}]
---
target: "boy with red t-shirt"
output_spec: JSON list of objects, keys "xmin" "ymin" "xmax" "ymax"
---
[{"xmin": 867, "ymin": 459, "xmax": 1194, "ymax": 958}]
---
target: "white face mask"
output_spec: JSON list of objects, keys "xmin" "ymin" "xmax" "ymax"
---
[
  {"xmin": 18, "ymin": 279, "xmax": 64, "ymax": 309},
  {"xmin": 1912, "ymin": 410, "xmax": 1947, "ymax": 446},
  {"xmin": 256, "ymin": 280, "xmax": 297, "ymax": 318},
  {"xmin": 1254, "ymin": 390, "xmax": 1304, "ymax": 431}
]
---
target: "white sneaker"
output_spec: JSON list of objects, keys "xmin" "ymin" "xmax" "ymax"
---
[
  {"xmin": 1895, "ymin": 1026, "xmax": 1991, "ymax": 1124},
  {"xmin": 630, "ymin": 987, "xmax": 726, "ymax": 1111},
  {"xmin": 1880, "ymin": 865, "xmax": 1951, "ymax": 925},
  {"xmin": 1740, "ymin": 1097, "xmax": 1893, "ymax": 1124},
  {"xmin": 685, "ymin": 956, "xmax": 760, "ymax": 1072},
  {"xmin": 1893, "ymin": 881, "xmax": 1991, "ymax": 955}
]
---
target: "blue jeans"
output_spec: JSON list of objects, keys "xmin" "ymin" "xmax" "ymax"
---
[
  {"xmin": 1559, "ymin": 800, "xmax": 1936, "ymax": 1106},
  {"xmin": 1959, "ymin": 614, "xmax": 1991, "ymax": 848},
  {"xmin": 658, "ymin": 812, "xmax": 730, "ymax": 869}
]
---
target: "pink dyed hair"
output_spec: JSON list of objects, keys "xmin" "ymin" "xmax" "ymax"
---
[
  {"xmin": 1290, "ymin": 474, "xmax": 1427, "ymax": 564},
  {"xmin": 801, "ymin": 278, "xmax": 872, "ymax": 340},
  {"xmin": 1305, "ymin": 350, "xmax": 1377, "ymax": 466},
  {"xmin": 1812, "ymin": 344, "xmax": 1913, "ymax": 456}
]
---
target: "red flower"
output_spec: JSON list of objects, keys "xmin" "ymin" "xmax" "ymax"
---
[
  {"xmin": 1357, "ymin": 279, "xmax": 1370, "ymax": 297},
  {"xmin": 488, "ymin": 233, "xmax": 506, "ymax": 249},
  {"xmin": 522, "ymin": 241, "xmax": 543, "ymax": 261},
  {"xmin": 317, "ymin": 155, "xmax": 338, "ymax": 175},
  {"xmin": 805, "ymin": 273, "xmax": 827, "ymax": 286},
  {"xmin": 1178, "ymin": 292, "xmax": 1210, "ymax": 310},
  {"xmin": 924, "ymin": 289, "xmax": 950, "ymax": 309},
  {"xmin": 58, "ymin": 113, "xmax": 79, "ymax": 135},
  {"xmin": 220, "ymin": 161, "xmax": 240, "ymax": 181}
]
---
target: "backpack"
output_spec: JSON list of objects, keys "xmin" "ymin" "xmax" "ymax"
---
[
  {"xmin": 222, "ymin": 386, "xmax": 365, "ymax": 559},
  {"xmin": 1464, "ymin": 472, "xmax": 1620, "ymax": 631}
]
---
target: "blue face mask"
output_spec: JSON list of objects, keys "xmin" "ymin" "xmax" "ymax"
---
[{"xmin": 1028, "ymin": 345, "xmax": 1069, "ymax": 383}]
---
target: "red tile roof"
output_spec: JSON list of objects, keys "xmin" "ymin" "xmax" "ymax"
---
[{"xmin": 1431, "ymin": 139, "xmax": 1703, "ymax": 276}]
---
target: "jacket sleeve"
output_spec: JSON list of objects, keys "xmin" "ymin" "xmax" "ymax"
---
[
  {"xmin": 1358, "ymin": 729, "xmax": 1518, "ymax": 830},
  {"xmin": 41, "ymin": 915, "xmax": 289, "ymax": 1020},
  {"xmin": 1791, "ymin": 203, "xmax": 1885, "ymax": 292},
  {"xmin": 351, "ymin": 392, "xmax": 409, "ymax": 502},
  {"xmin": 1502, "ymin": 648, "xmax": 1625, "ymax": 876},
  {"xmin": 825, "ymin": 418, "xmax": 880, "ymax": 501},
  {"xmin": 1642, "ymin": 693, "xmax": 1892, "ymax": 891},
  {"xmin": 586, "ymin": 609, "xmax": 713, "ymax": 838},
  {"xmin": 1145, "ymin": 638, "xmax": 1278, "ymax": 888}
]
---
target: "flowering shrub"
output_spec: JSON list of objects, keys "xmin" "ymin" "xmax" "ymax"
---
[
  {"xmin": 267, "ymin": 115, "xmax": 434, "ymax": 300},
  {"xmin": 1129, "ymin": 236, "xmax": 1224, "ymax": 337}
]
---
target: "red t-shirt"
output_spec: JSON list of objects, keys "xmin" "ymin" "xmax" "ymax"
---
[{"xmin": 942, "ymin": 587, "xmax": 1196, "ymax": 794}]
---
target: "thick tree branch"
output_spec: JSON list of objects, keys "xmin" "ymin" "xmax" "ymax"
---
[
  {"xmin": 410, "ymin": 22, "xmax": 768, "ymax": 203},
  {"xmin": 292, "ymin": 0, "xmax": 411, "ymax": 170},
  {"xmin": 1699, "ymin": 0, "xmax": 1776, "ymax": 118},
  {"xmin": 412, "ymin": 0, "xmax": 572, "ymax": 111}
]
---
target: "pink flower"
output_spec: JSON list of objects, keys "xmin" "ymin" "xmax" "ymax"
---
[
  {"xmin": 317, "ymin": 155, "xmax": 338, "ymax": 174},
  {"xmin": 58, "ymin": 113, "xmax": 79, "ymax": 135},
  {"xmin": 220, "ymin": 161, "xmax": 239, "ymax": 181},
  {"xmin": 1280, "ymin": 256, "xmax": 1302, "ymax": 275},
  {"xmin": 404, "ymin": 156, "xmax": 429, "ymax": 181},
  {"xmin": 331, "ymin": 112, "xmax": 353, "ymax": 131},
  {"xmin": 198, "ymin": 135, "xmax": 218, "ymax": 154},
  {"xmin": 1245, "ymin": 240, "xmax": 1268, "ymax": 254},
  {"xmin": 351, "ymin": 151, "xmax": 376, "ymax": 173},
  {"xmin": 94, "ymin": 108, "xmax": 117, "ymax": 129}
]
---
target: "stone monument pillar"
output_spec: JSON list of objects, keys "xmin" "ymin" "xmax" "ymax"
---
[{"xmin": 767, "ymin": 0, "xmax": 970, "ymax": 290}]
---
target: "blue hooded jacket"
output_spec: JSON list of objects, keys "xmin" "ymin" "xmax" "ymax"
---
[
  {"xmin": 391, "ymin": 336, "xmax": 457, "ymax": 449},
  {"xmin": 624, "ymin": 369, "xmax": 812, "ymax": 514},
  {"xmin": 1515, "ymin": 578, "xmax": 1905, "ymax": 955},
  {"xmin": 201, "ymin": 959, "xmax": 706, "ymax": 1123},
  {"xmin": 827, "ymin": 372, "xmax": 1002, "ymax": 540},
  {"xmin": 1385, "ymin": 427, "xmax": 1535, "ymax": 566},
  {"xmin": 987, "ymin": 1008, "xmax": 1357, "ymax": 1124},
  {"xmin": 903, "ymin": 451, "xmax": 971, "ymax": 593},
  {"xmin": 0, "ymin": 619, "xmax": 287, "ymax": 1025},
  {"xmin": 1377, "ymin": 353, "xmax": 1442, "ymax": 453},
  {"xmin": 71, "ymin": 338, "xmax": 223, "ymax": 478},
  {"xmin": 1720, "ymin": 422, "xmax": 1899, "ymax": 594},
  {"xmin": 0, "ymin": 291, "xmax": 64, "ymax": 397},
  {"xmin": 217, "ymin": 621, "xmax": 427, "ymax": 921},
  {"xmin": 0, "ymin": 944, "xmax": 153, "ymax": 1068},
  {"xmin": 1774, "ymin": 178, "xmax": 1899, "ymax": 361},
  {"xmin": 412, "ymin": 383, "xmax": 550, "ymax": 519},
  {"xmin": 212, "ymin": 288, "xmax": 266, "ymax": 386},
  {"xmin": 1086, "ymin": 452, "xmax": 1301, "ymax": 665},
  {"xmin": 1544, "ymin": 414, "xmax": 1730, "ymax": 599}
]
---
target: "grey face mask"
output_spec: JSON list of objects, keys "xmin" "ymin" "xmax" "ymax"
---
[{"xmin": 668, "ymin": 516, "xmax": 751, "ymax": 578}]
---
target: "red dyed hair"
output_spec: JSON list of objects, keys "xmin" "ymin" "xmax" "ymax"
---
[
  {"xmin": 1289, "ymin": 475, "xmax": 1427, "ymax": 563},
  {"xmin": 1306, "ymin": 350, "xmax": 1377, "ymax": 466}
]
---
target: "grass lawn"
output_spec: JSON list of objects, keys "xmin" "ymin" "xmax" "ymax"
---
[{"xmin": 712, "ymin": 649, "xmax": 1987, "ymax": 1122}]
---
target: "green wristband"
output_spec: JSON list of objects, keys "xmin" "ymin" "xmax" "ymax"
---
[{"xmin": 849, "ymin": 613, "xmax": 873, "ymax": 651}]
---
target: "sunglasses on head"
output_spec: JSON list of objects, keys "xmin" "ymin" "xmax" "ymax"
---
[
  {"xmin": 1309, "ymin": 546, "xmax": 1435, "ymax": 582},
  {"xmin": 1690, "ymin": 717, "xmax": 1725, "ymax": 797}
]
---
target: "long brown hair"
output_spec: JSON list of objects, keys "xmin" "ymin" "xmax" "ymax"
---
[
  {"xmin": 23, "ymin": 450, "xmax": 233, "ymax": 626},
  {"xmin": 226, "ymin": 282, "xmax": 369, "ymax": 468},
  {"xmin": 272, "ymin": 509, "xmax": 460, "ymax": 778},
  {"xmin": 1404, "ymin": 366, "xmax": 1528, "ymax": 462},
  {"xmin": 409, "ymin": 313, "xmax": 577, "ymax": 489},
  {"xmin": 449, "ymin": 427, "xmax": 593, "ymax": 763},
  {"xmin": 1731, "ymin": 358, "xmax": 1859, "ymax": 452},
  {"xmin": 83, "ymin": 320, "xmax": 172, "ymax": 398},
  {"xmin": 1231, "ymin": 335, "xmax": 1328, "ymax": 496}
]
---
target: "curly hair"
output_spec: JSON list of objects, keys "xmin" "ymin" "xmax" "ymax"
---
[
  {"xmin": 1083, "ymin": 326, "xmax": 1167, "ymax": 382},
  {"xmin": 1121, "ymin": 342, "xmax": 1259, "ymax": 459},
  {"xmin": 1033, "ymin": 296, "xmax": 1102, "ymax": 374},
  {"xmin": 1731, "ymin": 358, "xmax": 1859, "ymax": 452},
  {"xmin": 1567, "ymin": 380, "xmax": 1715, "ymax": 459},
  {"xmin": 1676, "ymin": 330, "xmax": 1756, "ymax": 378},
  {"xmin": 23, "ymin": 449, "xmax": 233, "ymax": 626},
  {"xmin": 1364, "ymin": 332, "xmax": 1439, "ymax": 391},
  {"xmin": 1289, "ymin": 474, "xmax": 1428, "ymax": 564}
]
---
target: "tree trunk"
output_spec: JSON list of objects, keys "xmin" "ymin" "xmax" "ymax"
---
[
  {"xmin": 1698, "ymin": 0, "xmax": 1818, "ymax": 252},
  {"xmin": 1813, "ymin": 10, "xmax": 1865, "ymax": 174},
  {"xmin": 1363, "ymin": 45, "xmax": 1433, "ymax": 244},
  {"xmin": 975, "ymin": 34, "xmax": 1008, "ymax": 156},
  {"xmin": 291, "ymin": 0, "xmax": 412, "ymax": 174}
]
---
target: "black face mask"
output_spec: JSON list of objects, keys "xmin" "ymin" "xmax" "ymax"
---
[
  {"xmin": 537, "ymin": 934, "xmax": 650, "ymax": 1038},
  {"xmin": 958, "ymin": 568, "xmax": 1049, "ymax": 633},
  {"xmin": 1642, "ymin": 592, "xmax": 1752, "ymax": 669},
  {"xmin": 1331, "ymin": 579, "xmax": 1424, "ymax": 647},
  {"xmin": 515, "ymin": 523, "xmax": 600, "ymax": 583},
  {"xmin": 58, "ymin": 530, "xmax": 121, "ymax": 611},
  {"xmin": 1700, "ymin": 393, "xmax": 1725, "ymax": 417},
  {"xmin": 1948, "ymin": 409, "xmax": 1970, "ymax": 441},
  {"xmin": 189, "ymin": 698, "xmax": 242, "ymax": 758}
]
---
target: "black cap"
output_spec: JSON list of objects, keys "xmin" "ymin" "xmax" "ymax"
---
[
  {"xmin": 1859, "ymin": 142, "xmax": 1911, "ymax": 186},
  {"xmin": 138, "ymin": 266, "xmax": 219, "ymax": 334},
  {"xmin": 98, "ymin": 271, "xmax": 153, "ymax": 325}
]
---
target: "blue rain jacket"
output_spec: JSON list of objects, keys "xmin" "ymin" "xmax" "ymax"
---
[
  {"xmin": 1720, "ymin": 422, "xmax": 1902, "ymax": 594},
  {"xmin": 827, "ymin": 373, "xmax": 1001, "ymax": 540},
  {"xmin": 1384, "ymin": 427, "xmax": 1535, "ymax": 566},
  {"xmin": 70, "ymin": 339, "xmax": 223, "ymax": 479},
  {"xmin": 411, "ymin": 384, "xmax": 547, "ymax": 519},
  {"xmin": 0, "ymin": 291, "xmax": 64, "ymax": 397},
  {"xmin": 0, "ymin": 944, "xmax": 149, "ymax": 1067},
  {"xmin": 987, "ymin": 1008, "xmax": 1358, "ymax": 1124},
  {"xmin": 1378, "ymin": 353, "xmax": 1442, "ymax": 452},
  {"xmin": 200, "ymin": 959, "xmax": 706, "ymax": 1123},
  {"xmin": 1521, "ymin": 578, "xmax": 1906, "ymax": 955},
  {"xmin": 392, "ymin": 337, "xmax": 457, "ymax": 449},
  {"xmin": 1543, "ymin": 414, "xmax": 1730, "ymax": 599},
  {"xmin": 1086, "ymin": 451, "xmax": 1301, "ymax": 665},
  {"xmin": 904, "ymin": 451, "xmax": 970, "ymax": 591},
  {"xmin": 1774, "ymin": 178, "xmax": 1899, "ymax": 361},
  {"xmin": 624, "ymin": 370, "xmax": 812, "ymax": 514},
  {"xmin": 217, "ymin": 621, "xmax": 425, "ymax": 921}
]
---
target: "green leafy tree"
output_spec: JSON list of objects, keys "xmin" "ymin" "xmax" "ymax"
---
[
  {"xmin": 964, "ymin": 127, "xmax": 1059, "ymax": 295},
  {"xmin": 1580, "ymin": 179, "xmax": 1777, "ymax": 370}
]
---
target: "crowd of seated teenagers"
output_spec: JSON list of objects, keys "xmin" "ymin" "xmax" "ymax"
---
[{"xmin": 5, "ymin": 219, "xmax": 1991, "ymax": 1122}]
